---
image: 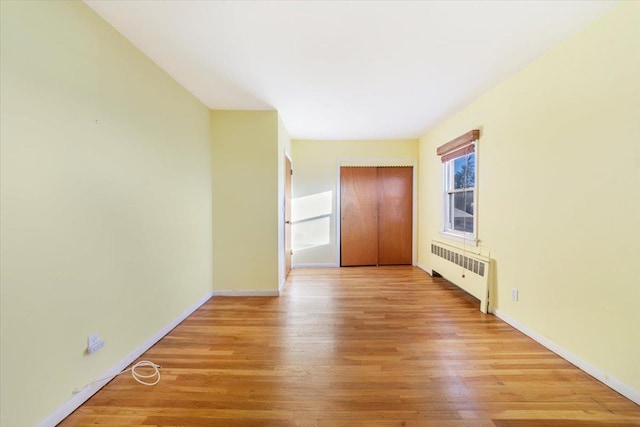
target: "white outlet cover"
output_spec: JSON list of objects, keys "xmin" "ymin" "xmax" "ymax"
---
[
  {"xmin": 88, "ymin": 334, "xmax": 100, "ymax": 347},
  {"xmin": 511, "ymin": 289, "xmax": 519, "ymax": 302},
  {"xmin": 88, "ymin": 341, "xmax": 105, "ymax": 354}
]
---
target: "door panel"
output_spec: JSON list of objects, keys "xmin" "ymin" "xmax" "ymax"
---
[
  {"xmin": 340, "ymin": 167, "xmax": 379, "ymax": 266},
  {"xmin": 378, "ymin": 167, "xmax": 413, "ymax": 265},
  {"xmin": 285, "ymin": 156, "xmax": 292, "ymax": 277}
]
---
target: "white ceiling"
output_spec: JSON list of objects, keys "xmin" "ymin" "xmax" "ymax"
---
[{"xmin": 85, "ymin": 0, "xmax": 615, "ymax": 140}]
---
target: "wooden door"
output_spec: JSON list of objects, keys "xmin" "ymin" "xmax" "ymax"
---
[
  {"xmin": 285, "ymin": 156, "xmax": 292, "ymax": 278},
  {"xmin": 378, "ymin": 167, "xmax": 413, "ymax": 265},
  {"xmin": 340, "ymin": 167, "xmax": 379, "ymax": 266}
]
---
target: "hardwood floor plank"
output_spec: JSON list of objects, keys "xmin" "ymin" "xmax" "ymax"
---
[{"xmin": 59, "ymin": 267, "xmax": 640, "ymax": 426}]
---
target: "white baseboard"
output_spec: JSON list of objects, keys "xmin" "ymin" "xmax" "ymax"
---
[
  {"xmin": 37, "ymin": 291, "xmax": 214, "ymax": 427},
  {"xmin": 212, "ymin": 290, "xmax": 279, "ymax": 297},
  {"xmin": 416, "ymin": 262, "xmax": 432, "ymax": 275},
  {"xmin": 292, "ymin": 263, "xmax": 339, "ymax": 268},
  {"xmin": 492, "ymin": 308, "xmax": 640, "ymax": 406}
]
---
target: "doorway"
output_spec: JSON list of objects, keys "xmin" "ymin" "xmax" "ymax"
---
[{"xmin": 285, "ymin": 155, "xmax": 292, "ymax": 278}]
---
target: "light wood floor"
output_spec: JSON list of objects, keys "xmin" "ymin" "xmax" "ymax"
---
[{"xmin": 61, "ymin": 267, "xmax": 640, "ymax": 426}]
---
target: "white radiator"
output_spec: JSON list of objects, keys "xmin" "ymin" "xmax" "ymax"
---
[{"xmin": 430, "ymin": 240, "xmax": 491, "ymax": 313}]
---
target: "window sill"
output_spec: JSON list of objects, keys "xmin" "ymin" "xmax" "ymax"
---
[{"xmin": 438, "ymin": 231, "xmax": 479, "ymax": 247}]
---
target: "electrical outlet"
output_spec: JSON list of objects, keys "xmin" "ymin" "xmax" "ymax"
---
[
  {"xmin": 88, "ymin": 340, "xmax": 105, "ymax": 354},
  {"xmin": 87, "ymin": 333, "xmax": 105, "ymax": 355},
  {"xmin": 511, "ymin": 288, "xmax": 519, "ymax": 302},
  {"xmin": 88, "ymin": 334, "xmax": 99, "ymax": 347}
]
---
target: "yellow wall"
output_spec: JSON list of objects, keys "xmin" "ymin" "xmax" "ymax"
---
[
  {"xmin": 0, "ymin": 2, "xmax": 213, "ymax": 426},
  {"xmin": 211, "ymin": 110, "xmax": 280, "ymax": 292},
  {"xmin": 292, "ymin": 139, "xmax": 418, "ymax": 265},
  {"xmin": 418, "ymin": 2, "xmax": 640, "ymax": 392}
]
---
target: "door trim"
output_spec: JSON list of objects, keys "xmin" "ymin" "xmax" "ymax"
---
[
  {"xmin": 336, "ymin": 158, "xmax": 418, "ymax": 267},
  {"xmin": 283, "ymin": 151, "xmax": 293, "ymax": 282}
]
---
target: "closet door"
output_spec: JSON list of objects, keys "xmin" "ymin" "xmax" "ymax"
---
[
  {"xmin": 340, "ymin": 167, "xmax": 378, "ymax": 266},
  {"xmin": 378, "ymin": 167, "xmax": 413, "ymax": 265}
]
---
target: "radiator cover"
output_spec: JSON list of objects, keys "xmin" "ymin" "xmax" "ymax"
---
[{"xmin": 431, "ymin": 240, "xmax": 490, "ymax": 313}]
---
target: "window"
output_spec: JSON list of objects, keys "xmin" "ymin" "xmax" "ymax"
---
[
  {"xmin": 437, "ymin": 130, "xmax": 478, "ymax": 242},
  {"xmin": 443, "ymin": 148, "xmax": 475, "ymax": 237}
]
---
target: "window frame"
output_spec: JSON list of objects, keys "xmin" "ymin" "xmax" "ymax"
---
[{"xmin": 441, "ymin": 141, "xmax": 478, "ymax": 244}]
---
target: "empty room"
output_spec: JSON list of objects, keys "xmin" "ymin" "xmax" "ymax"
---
[{"xmin": 1, "ymin": 1, "xmax": 639, "ymax": 426}]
